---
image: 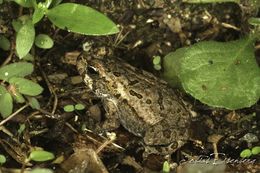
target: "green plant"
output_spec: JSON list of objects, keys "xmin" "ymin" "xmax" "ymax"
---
[
  {"xmin": 31, "ymin": 168, "xmax": 53, "ymax": 173},
  {"xmin": 0, "ymin": 154, "xmax": 6, "ymax": 165},
  {"xmin": 162, "ymin": 161, "xmax": 170, "ymax": 173},
  {"xmin": 163, "ymin": 16, "xmax": 260, "ymax": 109},
  {"xmin": 7, "ymin": 0, "xmax": 119, "ymax": 58},
  {"xmin": 240, "ymin": 146, "xmax": 260, "ymax": 158},
  {"xmin": 152, "ymin": 56, "xmax": 162, "ymax": 71},
  {"xmin": 0, "ymin": 62, "xmax": 42, "ymax": 118},
  {"xmin": 29, "ymin": 150, "xmax": 55, "ymax": 162},
  {"xmin": 63, "ymin": 103, "xmax": 86, "ymax": 112}
]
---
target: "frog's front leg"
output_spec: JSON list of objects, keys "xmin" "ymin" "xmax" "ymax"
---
[{"xmin": 101, "ymin": 98, "xmax": 121, "ymax": 131}]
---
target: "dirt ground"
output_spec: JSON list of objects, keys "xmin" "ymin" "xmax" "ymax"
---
[{"xmin": 0, "ymin": 0, "xmax": 259, "ymax": 172}]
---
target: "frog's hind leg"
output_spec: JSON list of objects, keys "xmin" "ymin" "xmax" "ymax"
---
[{"xmin": 144, "ymin": 119, "xmax": 188, "ymax": 147}]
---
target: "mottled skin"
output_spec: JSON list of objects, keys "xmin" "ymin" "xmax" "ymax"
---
[{"xmin": 77, "ymin": 56, "xmax": 190, "ymax": 153}]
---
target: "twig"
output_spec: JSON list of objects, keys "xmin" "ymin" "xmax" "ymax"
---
[
  {"xmin": 37, "ymin": 62, "xmax": 58, "ymax": 115},
  {"xmin": 0, "ymin": 104, "xmax": 29, "ymax": 126}
]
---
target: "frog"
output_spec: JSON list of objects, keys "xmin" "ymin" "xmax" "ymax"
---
[{"xmin": 77, "ymin": 55, "xmax": 191, "ymax": 155}]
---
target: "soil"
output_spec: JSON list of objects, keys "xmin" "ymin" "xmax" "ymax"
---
[{"xmin": 0, "ymin": 0, "xmax": 259, "ymax": 173}]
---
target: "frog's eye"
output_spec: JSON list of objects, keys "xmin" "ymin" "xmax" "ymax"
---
[{"xmin": 87, "ymin": 66, "xmax": 99, "ymax": 75}]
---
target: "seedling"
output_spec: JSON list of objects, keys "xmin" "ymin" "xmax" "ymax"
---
[
  {"xmin": 7, "ymin": 0, "xmax": 119, "ymax": 58},
  {"xmin": 63, "ymin": 104, "xmax": 75, "ymax": 112},
  {"xmin": 0, "ymin": 154, "xmax": 6, "ymax": 165},
  {"xmin": 29, "ymin": 150, "xmax": 55, "ymax": 162},
  {"xmin": 0, "ymin": 62, "xmax": 42, "ymax": 118},
  {"xmin": 240, "ymin": 146, "xmax": 260, "ymax": 158},
  {"xmin": 162, "ymin": 161, "xmax": 170, "ymax": 173},
  {"xmin": 152, "ymin": 56, "xmax": 162, "ymax": 71},
  {"xmin": 31, "ymin": 168, "xmax": 53, "ymax": 173},
  {"xmin": 63, "ymin": 103, "xmax": 86, "ymax": 112}
]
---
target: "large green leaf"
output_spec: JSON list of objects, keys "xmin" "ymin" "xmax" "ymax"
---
[
  {"xmin": 46, "ymin": 3, "xmax": 119, "ymax": 35},
  {"xmin": 0, "ymin": 86, "xmax": 13, "ymax": 118},
  {"xmin": 0, "ymin": 62, "xmax": 33, "ymax": 81},
  {"xmin": 14, "ymin": 0, "xmax": 34, "ymax": 7},
  {"xmin": 163, "ymin": 36, "xmax": 260, "ymax": 110},
  {"xmin": 16, "ymin": 19, "xmax": 35, "ymax": 58},
  {"xmin": 9, "ymin": 77, "xmax": 43, "ymax": 96}
]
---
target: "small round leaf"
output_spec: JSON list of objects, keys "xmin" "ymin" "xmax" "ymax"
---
[
  {"xmin": 153, "ymin": 56, "xmax": 161, "ymax": 65},
  {"xmin": 0, "ymin": 154, "xmax": 6, "ymax": 164},
  {"xmin": 29, "ymin": 150, "xmax": 55, "ymax": 162},
  {"xmin": 251, "ymin": 146, "xmax": 260, "ymax": 155},
  {"xmin": 35, "ymin": 34, "xmax": 54, "ymax": 49},
  {"xmin": 63, "ymin": 105, "xmax": 74, "ymax": 112},
  {"xmin": 162, "ymin": 161, "xmax": 170, "ymax": 173},
  {"xmin": 240, "ymin": 149, "xmax": 252, "ymax": 158},
  {"xmin": 75, "ymin": 103, "xmax": 85, "ymax": 110},
  {"xmin": 31, "ymin": 168, "xmax": 53, "ymax": 173},
  {"xmin": 154, "ymin": 64, "xmax": 162, "ymax": 71}
]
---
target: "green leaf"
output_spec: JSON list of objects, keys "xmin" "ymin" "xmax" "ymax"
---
[
  {"xmin": 29, "ymin": 150, "xmax": 55, "ymax": 162},
  {"xmin": 63, "ymin": 104, "xmax": 74, "ymax": 112},
  {"xmin": 16, "ymin": 19, "xmax": 35, "ymax": 58},
  {"xmin": 32, "ymin": 7, "xmax": 45, "ymax": 24},
  {"xmin": 251, "ymin": 146, "xmax": 260, "ymax": 155},
  {"xmin": 12, "ymin": 19, "xmax": 23, "ymax": 32},
  {"xmin": 163, "ymin": 36, "xmax": 260, "ymax": 110},
  {"xmin": 162, "ymin": 161, "xmax": 170, "ymax": 173},
  {"xmin": 0, "ymin": 62, "xmax": 33, "ymax": 81},
  {"xmin": 12, "ymin": 15, "xmax": 31, "ymax": 33},
  {"xmin": 248, "ymin": 17, "xmax": 260, "ymax": 26},
  {"xmin": 31, "ymin": 168, "xmax": 53, "ymax": 173},
  {"xmin": 18, "ymin": 123, "xmax": 26, "ymax": 134},
  {"xmin": 35, "ymin": 34, "xmax": 54, "ymax": 49},
  {"xmin": 50, "ymin": 0, "xmax": 63, "ymax": 7},
  {"xmin": 153, "ymin": 56, "xmax": 161, "ymax": 65},
  {"xmin": 14, "ymin": 0, "xmax": 33, "ymax": 7},
  {"xmin": 154, "ymin": 64, "xmax": 162, "ymax": 71},
  {"xmin": 0, "ymin": 154, "xmax": 6, "ymax": 164},
  {"xmin": 0, "ymin": 86, "xmax": 13, "ymax": 118},
  {"xmin": 28, "ymin": 97, "xmax": 40, "ymax": 109},
  {"xmin": 0, "ymin": 35, "xmax": 10, "ymax": 51},
  {"xmin": 75, "ymin": 103, "xmax": 85, "ymax": 110},
  {"xmin": 9, "ymin": 77, "xmax": 43, "ymax": 96},
  {"xmin": 46, "ymin": 3, "xmax": 119, "ymax": 35},
  {"xmin": 12, "ymin": 91, "xmax": 25, "ymax": 103},
  {"xmin": 22, "ymin": 53, "xmax": 34, "ymax": 61},
  {"xmin": 183, "ymin": 0, "xmax": 240, "ymax": 3},
  {"xmin": 240, "ymin": 149, "xmax": 252, "ymax": 158}
]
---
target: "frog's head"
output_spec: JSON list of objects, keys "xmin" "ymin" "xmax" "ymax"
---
[{"xmin": 77, "ymin": 55, "xmax": 100, "ymax": 90}]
